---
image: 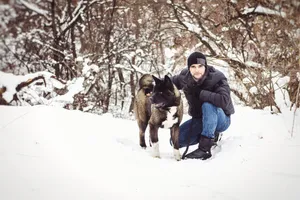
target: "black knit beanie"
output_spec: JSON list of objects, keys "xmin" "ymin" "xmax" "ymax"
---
[{"xmin": 187, "ymin": 52, "xmax": 207, "ymax": 68}]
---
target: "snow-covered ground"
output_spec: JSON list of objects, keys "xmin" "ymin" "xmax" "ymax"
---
[{"xmin": 0, "ymin": 104, "xmax": 299, "ymax": 200}]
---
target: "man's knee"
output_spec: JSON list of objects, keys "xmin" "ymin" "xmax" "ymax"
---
[{"xmin": 202, "ymin": 102, "xmax": 215, "ymax": 110}]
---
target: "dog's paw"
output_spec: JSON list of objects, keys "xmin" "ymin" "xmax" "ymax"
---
[
  {"xmin": 152, "ymin": 154, "xmax": 161, "ymax": 159},
  {"xmin": 173, "ymin": 149, "xmax": 181, "ymax": 161},
  {"xmin": 151, "ymin": 142, "xmax": 160, "ymax": 158},
  {"xmin": 151, "ymin": 151, "xmax": 161, "ymax": 158}
]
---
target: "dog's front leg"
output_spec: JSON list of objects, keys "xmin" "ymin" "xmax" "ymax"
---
[
  {"xmin": 171, "ymin": 125, "xmax": 181, "ymax": 161},
  {"xmin": 149, "ymin": 123, "xmax": 160, "ymax": 158}
]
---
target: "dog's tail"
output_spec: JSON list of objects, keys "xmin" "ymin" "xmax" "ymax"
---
[{"xmin": 138, "ymin": 74, "xmax": 154, "ymax": 93}]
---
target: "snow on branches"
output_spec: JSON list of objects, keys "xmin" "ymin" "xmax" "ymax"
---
[{"xmin": 0, "ymin": 71, "xmax": 83, "ymax": 107}]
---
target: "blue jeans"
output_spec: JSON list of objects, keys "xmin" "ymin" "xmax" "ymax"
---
[{"xmin": 179, "ymin": 102, "xmax": 231, "ymax": 148}]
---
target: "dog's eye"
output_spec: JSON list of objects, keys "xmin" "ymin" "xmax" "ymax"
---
[{"xmin": 159, "ymin": 92, "xmax": 163, "ymax": 94}]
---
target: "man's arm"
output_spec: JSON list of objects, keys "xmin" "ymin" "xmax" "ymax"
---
[
  {"xmin": 170, "ymin": 68, "xmax": 189, "ymax": 90},
  {"xmin": 199, "ymin": 79, "xmax": 231, "ymax": 110}
]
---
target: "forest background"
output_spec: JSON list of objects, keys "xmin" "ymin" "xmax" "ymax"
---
[{"xmin": 0, "ymin": 0, "xmax": 299, "ymax": 118}]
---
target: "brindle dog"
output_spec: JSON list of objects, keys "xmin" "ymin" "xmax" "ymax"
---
[{"xmin": 134, "ymin": 74, "xmax": 183, "ymax": 161}]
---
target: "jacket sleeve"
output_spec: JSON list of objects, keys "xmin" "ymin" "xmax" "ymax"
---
[{"xmin": 199, "ymin": 79, "xmax": 231, "ymax": 110}]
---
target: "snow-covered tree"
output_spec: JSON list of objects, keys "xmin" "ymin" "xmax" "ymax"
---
[{"xmin": 0, "ymin": 0, "xmax": 299, "ymax": 116}]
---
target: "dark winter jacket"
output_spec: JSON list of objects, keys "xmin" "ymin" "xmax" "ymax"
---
[{"xmin": 171, "ymin": 66, "xmax": 235, "ymax": 118}]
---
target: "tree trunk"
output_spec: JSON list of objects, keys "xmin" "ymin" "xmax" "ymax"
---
[
  {"xmin": 128, "ymin": 71, "xmax": 136, "ymax": 113},
  {"xmin": 102, "ymin": 0, "xmax": 117, "ymax": 113}
]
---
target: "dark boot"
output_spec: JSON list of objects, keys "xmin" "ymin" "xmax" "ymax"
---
[{"xmin": 185, "ymin": 136, "xmax": 214, "ymax": 160}]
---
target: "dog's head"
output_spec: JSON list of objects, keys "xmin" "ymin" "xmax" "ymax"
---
[{"xmin": 150, "ymin": 75, "xmax": 176, "ymax": 108}]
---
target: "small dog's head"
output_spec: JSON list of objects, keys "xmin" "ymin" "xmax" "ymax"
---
[{"xmin": 150, "ymin": 75, "xmax": 176, "ymax": 108}]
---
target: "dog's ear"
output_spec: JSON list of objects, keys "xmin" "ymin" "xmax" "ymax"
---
[
  {"xmin": 164, "ymin": 75, "xmax": 173, "ymax": 89},
  {"xmin": 152, "ymin": 75, "xmax": 161, "ymax": 85}
]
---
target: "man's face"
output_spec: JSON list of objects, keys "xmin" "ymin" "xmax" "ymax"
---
[{"xmin": 189, "ymin": 64, "xmax": 205, "ymax": 81}]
